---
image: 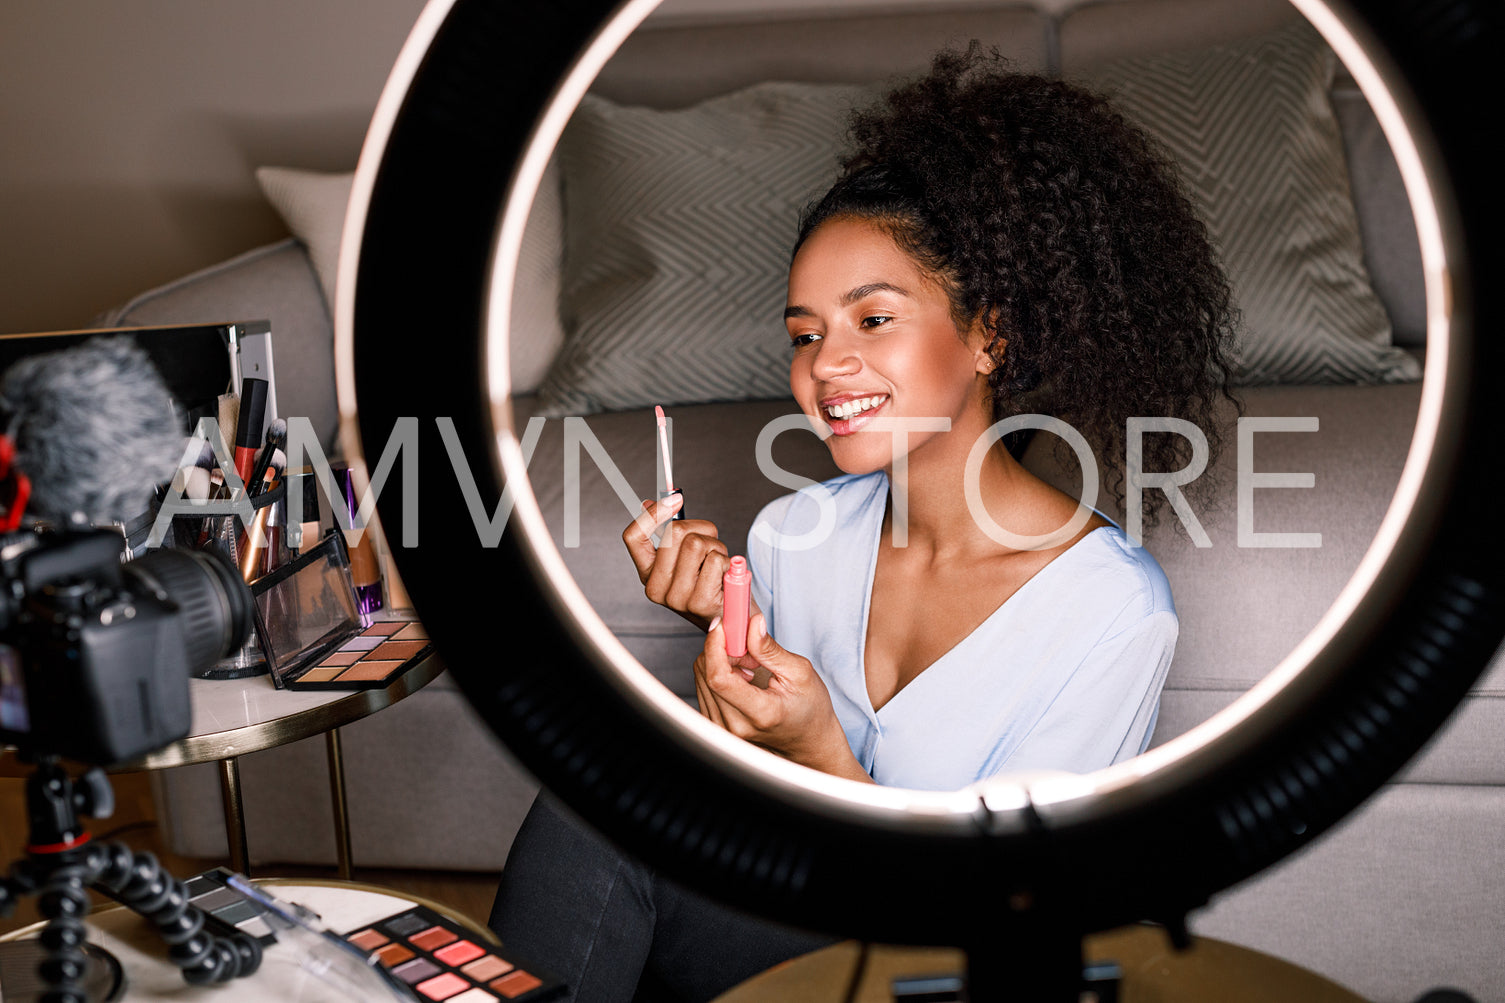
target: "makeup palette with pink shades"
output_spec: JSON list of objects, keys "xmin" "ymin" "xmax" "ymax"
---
[{"xmin": 345, "ymin": 905, "xmax": 564, "ymax": 1001}]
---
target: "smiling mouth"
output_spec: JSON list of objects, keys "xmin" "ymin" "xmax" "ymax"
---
[{"xmin": 823, "ymin": 395, "xmax": 889, "ymax": 422}]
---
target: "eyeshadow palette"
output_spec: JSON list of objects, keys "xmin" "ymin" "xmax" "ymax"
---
[
  {"xmin": 345, "ymin": 905, "xmax": 564, "ymax": 1002},
  {"xmin": 285, "ymin": 617, "xmax": 433, "ymax": 690},
  {"xmin": 250, "ymin": 531, "xmax": 435, "ymax": 690},
  {"xmin": 184, "ymin": 867, "xmax": 278, "ymax": 945}
]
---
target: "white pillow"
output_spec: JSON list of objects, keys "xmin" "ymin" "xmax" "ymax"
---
[{"xmin": 254, "ymin": 162, "xmax": 567, "ymax": 395}]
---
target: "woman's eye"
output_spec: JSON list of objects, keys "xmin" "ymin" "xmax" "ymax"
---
[
  {"xmin": 790, "ymin": 332, "xmax": 823, "ymax": 348},
  {"xmin": 860, "ymin": 315, "xmax": 893, "ymax": 329}
]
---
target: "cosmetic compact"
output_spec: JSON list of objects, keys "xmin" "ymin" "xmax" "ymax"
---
[
  {"xmin": 343, "ymin": 905, "xmax": 564, "ymax": 1001},
  {"xmin": 251, "ymin": 530, "xmax": 433, "ymax": 690}
]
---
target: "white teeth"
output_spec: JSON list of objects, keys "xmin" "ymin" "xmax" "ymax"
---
[{"xmin": 826, "ymin": 395, "xmax": 887, "ymax": 420}]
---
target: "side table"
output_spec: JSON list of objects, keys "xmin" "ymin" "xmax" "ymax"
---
[{"xmin": 110, "ymin": 650, "xmax": 446, "ymax": 878}]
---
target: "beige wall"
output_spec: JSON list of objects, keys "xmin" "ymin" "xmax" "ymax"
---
[
  {"xmin": 0, "ymin": 0, "xmax": 427, "ymax": 334},
  {"xmin": 0, "ymin": 0, "xmax": 1060, "ymax": 335}
]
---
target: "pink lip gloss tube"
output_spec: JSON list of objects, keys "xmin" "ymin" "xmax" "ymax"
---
[{"xmin": 723, "ymin": 556, "xmax": 751, "ymax": 658}]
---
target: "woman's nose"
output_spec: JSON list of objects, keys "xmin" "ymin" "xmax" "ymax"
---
[{"xmin": 809, "ymin": 333, "xmax": 860, "ymax": 380}]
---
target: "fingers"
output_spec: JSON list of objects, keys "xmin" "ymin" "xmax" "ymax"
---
[
  {"xmin": 700, "ymin": 620, "xmax": 768, "ymax": 735},
  {"xmin": 663, "ymin": 545, "xmax": 730, "ymax": 617},
  {"xmin": 622, "ymin": 496, "xmax": 682, "ymax": 581},
  {"xmin": 691, "ymin": 651, "xmax": 724, "ymax": 726},
  {"xmin": 623, "ymin": 496, "xmax": 730, "ymax": 623},
  {"xmin": 641, "ymin": 521, "xmax": 727, "ymax": 617}
]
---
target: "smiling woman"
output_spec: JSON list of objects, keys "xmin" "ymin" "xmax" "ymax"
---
[{"xmin": 626, "ymin": 48, "xmax": 1238, "ymax": 792}]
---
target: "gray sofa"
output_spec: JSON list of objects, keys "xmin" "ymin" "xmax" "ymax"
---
[{"xmin": 106, "ymin": 2, "xmax": 1502, "ymax": 1000}]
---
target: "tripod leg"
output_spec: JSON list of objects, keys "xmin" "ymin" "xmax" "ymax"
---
[
  {"xmin": 89, "ymin": 840, "xmax": 262, "ymax": 985},
  {"xmin": 34, "ymin": 859, "xmax": 92, "ymax": 1003}
]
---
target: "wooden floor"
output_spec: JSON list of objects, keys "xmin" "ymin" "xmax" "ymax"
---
[{"xmin": 0, "ymin": 769, "xmax": 499, "ymax": 939}]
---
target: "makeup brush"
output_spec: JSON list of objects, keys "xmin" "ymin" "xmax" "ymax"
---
[
  {"xmin": 655, "ymin": 405, "xmax": 684, "ymax": 521},
  {"xmin": 247, "ymin": 418, "xmax": 287, "ymax": 497}
]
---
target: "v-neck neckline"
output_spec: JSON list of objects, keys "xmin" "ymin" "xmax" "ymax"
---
[{"xmin": 852, "ymin": 472, "xmax": 1117, "ymax": 720}]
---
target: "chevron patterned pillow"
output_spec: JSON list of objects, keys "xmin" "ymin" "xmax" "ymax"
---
[
  {"xmin": 1075, "ymin": 19, "xmax": 1421, "ymax": 385},
  {"xmin": 536, "ymin": 82, "xmax": 872, "ymax": 416}
]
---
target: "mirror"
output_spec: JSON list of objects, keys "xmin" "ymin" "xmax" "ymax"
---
[
  {"xmin": 486, "ymin": 0, "xmax": 1432, "ymax": 795},
  {"xmin": 343, "ymin": 0, "xmax": 1493, "ymax": 958}
]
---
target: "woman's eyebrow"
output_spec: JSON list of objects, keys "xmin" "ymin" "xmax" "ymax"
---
[
  {"xmin": 784, "ymin": 281, "xmax": 913, "ymax": 320},
  {"xmin": 842, "ymin": 281, "xmax": 911, "ymax": 305}
]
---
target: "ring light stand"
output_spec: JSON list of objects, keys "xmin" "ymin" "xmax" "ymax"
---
[{"xmin": 340, "ymin": 0, "xmax": 1503, "ymax": 998}]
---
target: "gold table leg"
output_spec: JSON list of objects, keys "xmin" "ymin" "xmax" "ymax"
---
[
  {"xmin": 217, "ymin": 757, "xmax": 250, "ymax": 876},
  {"xmin": 325, "ymin": 728, "xmax": 353, "ymax": 880}
]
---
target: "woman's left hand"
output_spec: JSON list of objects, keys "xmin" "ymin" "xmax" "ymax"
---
[{"xmin": 694, "ymin": 614, "xmax": 873, "ymax": 783}]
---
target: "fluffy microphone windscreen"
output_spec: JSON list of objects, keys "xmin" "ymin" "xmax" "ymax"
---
[{"xmin": 0, "ymin": 335, "xmax": 184, "ymax": 525}]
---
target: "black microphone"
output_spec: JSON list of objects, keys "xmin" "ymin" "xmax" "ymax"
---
[{"xmin": 0, "ymin": 336, "xmax": 184, "ymax": 526}]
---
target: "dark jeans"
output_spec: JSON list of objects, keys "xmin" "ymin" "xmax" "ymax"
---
[{"xmin": 488, "ymin": 792, "xmax": 834, "ymax": 1002}]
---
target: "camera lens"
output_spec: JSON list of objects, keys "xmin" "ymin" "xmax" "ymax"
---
[{"xmin": 123, "ymin": 548, "xmax": 254, "ymax": 671}]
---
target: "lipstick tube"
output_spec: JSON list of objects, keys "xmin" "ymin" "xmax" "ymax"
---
[
  {"xmin": 232, "ymin": 377, "xmax": 269, "ymax": 489},
  {"xmin": 722, "ymin": 556, "xmax": 751, "ymax": 658},
  {"xmin": 336, "ymin": 464, "xmax": 384, "ymax": 620}
]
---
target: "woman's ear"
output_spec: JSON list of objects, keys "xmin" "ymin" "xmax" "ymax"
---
[
  {"xmin": 968, "ymin": 311, "xmax": 1004, "ymax": 375},
  {"xmin": 972, "ymin": 323, "xmax": 1005, "ymax": 376}
]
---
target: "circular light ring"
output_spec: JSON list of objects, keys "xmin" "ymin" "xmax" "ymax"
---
[{"xmin": 344, "ymin": 0, "xmax": 1504, "ymax": 946}]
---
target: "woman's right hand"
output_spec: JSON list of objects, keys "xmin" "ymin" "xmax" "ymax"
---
[{"xmin": 622, "ymin": 495, "xmax": 730, "ymax": 631}]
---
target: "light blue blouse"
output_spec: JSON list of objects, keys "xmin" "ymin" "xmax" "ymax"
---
[{"xmin": 747, "ymin": 471, "xmax": 1176, "ymax": 791}]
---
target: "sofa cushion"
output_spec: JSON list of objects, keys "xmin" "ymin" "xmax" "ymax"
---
[
  {"xmin": 1062, "ymin": 0, "xmax": 1425, "ymax": 349},
  {"xmin": 1330, "ymin": 76, "xmax": 1427, "ymax": 347},
  {"xmin": 1069, "ymin": 17, "xmax": 1420, "ymax": 386},
  {"xmin": 252, "ymin": 162, "xmax": 568, "ymax": 396},
  {"xmin": 1191, "ymin": 781, "xmax": 1505, "ymax": 1002},
  {"xmin": 535, "ymin": 82, "xmax": 873, "ymax": 416}
]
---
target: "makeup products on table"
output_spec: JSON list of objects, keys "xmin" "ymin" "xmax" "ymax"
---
[
  {"xmin": 654, "ymin": 405, "xmax": 684, "ymax": 520},
  {"xmin": 335, "ymin": 462, "xmax": 385, "ymax": 617},
  {"xmin": 723, "ymin": 555, "xmax": 751, "ymax": 658},
  {"xmin": 262, "ymin": 490, "xmax": 286, "ymax": 577},
  {"xmin": 251, "ymin": 529, "xmax": 433, "ymax": 690},
  {"xmin": 292, "ymin": 468, "xmax": 322, "ymax": 554},
  {"xmin": 183, "ymin": 867, "xmax": 279, "ymax": 946},
  {"xmin": 219, "ymin": 874, "xmax": 418, "ymax": 1002},
  {"xmin": 232, "ymin": 376, "xmax": 269, "ymax": 488},
  {"xmin": 344, "ymin": 905, "xmax": 564, "ymax": 1001},
  {"xmin": 246, "ymin": 416, "xmax": 287, "ymax": 498}
]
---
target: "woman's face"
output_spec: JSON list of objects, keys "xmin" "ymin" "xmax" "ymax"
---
[{"xmin": 785, "ymin": 216, "xmax": 993, "ymax": 475}]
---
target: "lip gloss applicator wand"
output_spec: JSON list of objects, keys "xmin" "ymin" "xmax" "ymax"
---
[{"xmin": 655, "ymin": 405, "xmax": 684, "ymax": 520}]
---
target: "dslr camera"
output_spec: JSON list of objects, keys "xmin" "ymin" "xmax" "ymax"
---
[{"xmin": 0, "ymin": 527, "xmax": 252, "ymax": 765}]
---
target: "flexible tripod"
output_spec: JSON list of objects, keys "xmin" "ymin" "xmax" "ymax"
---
[{"xmin": 0, "ymin": 755, "xmax": 262, "ymax": 1002}]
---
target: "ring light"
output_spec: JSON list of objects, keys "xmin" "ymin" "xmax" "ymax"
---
[{"xmin": 338, "ymin": 0, "xmax": 1503, "ymax": 993}]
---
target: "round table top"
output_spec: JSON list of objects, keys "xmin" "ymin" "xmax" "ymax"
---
[
  {"xmin": 111, "ymin": 649, "xmax": 446, "ymax": 771},
  {"xmin": 713, "ymin": 925, "xmax": 1370, "ymax": 1002}
]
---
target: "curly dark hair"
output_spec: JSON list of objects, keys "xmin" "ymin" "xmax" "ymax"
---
[{"xmin": 795, "ymin": 45, "xmax": 1241, "ymax": 523}]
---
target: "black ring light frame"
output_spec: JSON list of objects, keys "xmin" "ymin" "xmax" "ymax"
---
[{"xmin": 339, "ymin": 0, "xmax": 1502, "ymax": 991}]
